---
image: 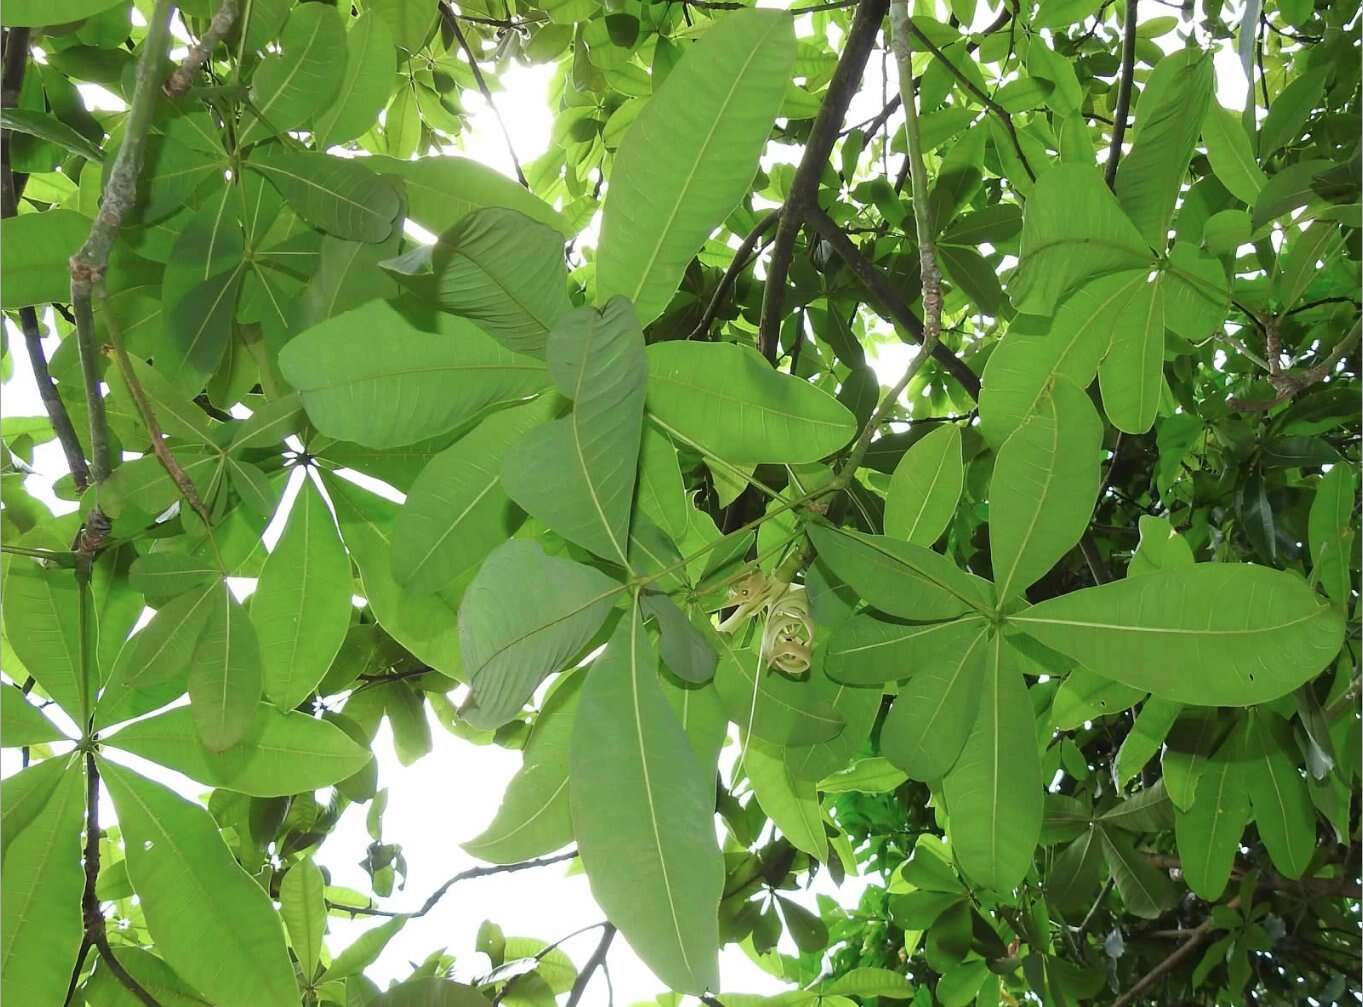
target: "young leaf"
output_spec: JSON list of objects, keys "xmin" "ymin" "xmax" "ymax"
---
[
  {"xmin": 100, "ymin": 760, "xmax": 296, "ymax": 1007},
  {"xmin": 252, "ymin": 477, "xmax": 353, "ymax": 710},
  {"xmin": 570, "ymin": 606, "xmax": 723, "ymax": 993},
  {"xmin": 597, "ymin": 9, "xmax": 795, "ymax": 323},
  {"xmin": 884, "ymin": 424, "xmax": 964, "ymax": 546},
  {"xmin": 1010, "ymin": 564, "xmax": 1345, "ymax": 706},
  {"xmin": 187, "ymin": 583, "xmax": 264, "ymax": 752},
  {"xmin": 280, "ymin": 858, "xmax": 326, "ymax": 982}
]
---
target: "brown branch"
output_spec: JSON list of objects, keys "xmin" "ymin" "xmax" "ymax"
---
[
  {"xmin": 803, "ymin": 204, "xmax": 981, "ymax": 396},
  {"xmin": 688, "ymin": 209, "xmax": 780, "ymax": 340},
  {"xmin": 1228, "ymin": 318, "xmax": 1360, "ymax": 412},
  {"xmin": 757, "ymin": 0, "xmax": 889, "ymax": 363},
  {"xmin": 1143, "ymin": 853, "xmax": 1362, "ymax": 900},
  {"xmin": 1111, "ymin": 900, "xmax": 1237, "ymax": 1007},
  {"xmin": 163, "ymin": 0, "xmax": 239, "ymax": 97},
  {"xmin": 564, "ymin": 923, "xmax": 616, "ymax": 1007},
  {"xmin": 442, "ymin": 4, "xmax": 528, "ymax": 188},
  {"xmin": 328, "ymin": 849, "xmax": 579, "ymax": 918},
  {"xmin": 1105, "ymin": 0, "xmax": 1139, "ymax": 188}
]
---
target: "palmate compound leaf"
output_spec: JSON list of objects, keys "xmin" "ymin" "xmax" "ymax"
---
[
  {"xmin": 502, "ymin": 298, "xmax": 647, "ymax": 566},
  {"xmin": 645, "ymin": 341, "xmax": 857, "ymax": 466},
  {"xmin": 105, "ymin": 703, "xmax": 370, "ymax": 798},
  {"xmin": 883, "ymin": 423, "xmax": 963, "ymax": 546},
  {"xmin": 459, "ymin": 540, "xmax": 621, "ymax": 729},
  {"xmin": 100, "ymin": 759, "xmax": 297, "ymax": 1007},
  {"xmin": 251, "ymin": 476, "xmax": 353, "ymax": 709},
  {"xmin": 463, "ymin": 671, "xmax": 583, "ymax": 864},
  {"xmin": 1008, "ymin": 564, "xmax": 1344, "ymax": 706},
  {"xmin": 940, "ymin": 632, "xmax": 1043, "ymax": 892},
  {"xmin": 710, "ymin": 628, "xmax": 844, "ymax": 747},
  {"xmin": 596, "ymin": 8, "xmax": 795, "ymax": 324},
  {"xmin": 989, "ymin": 375, "xmax": 1103, "ymax": 601},
  {"xmin": 570, "ymin": 603, "xmax": 724, "ymax": 993},
  {"xmin": 279, "ymin": 298, "xmax": 549, "ymax": 449}
]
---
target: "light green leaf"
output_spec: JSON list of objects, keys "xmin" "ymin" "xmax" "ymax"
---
[
  {"xmin": 502, "ymin": 299, "xmax": 646, "ymax": 565},
  {"xmin": 597, "ymin": 9, "xmax": 794, "ymax": 323},
  {"xmin": 1173, "ymin": 728, "xmax": 1249, "ymax": 900},
  {"xmin": 570, "ymin": 606, "xmax": 723, "ymax": 993},
  {"xmin": 1, "ymin": 682, "xmax": 64, "ymax": 746},
  {"xmin": 636, "ymin": 425, "xmax": 689, "ymax": 540},
  {"xmin": 884, "ymin": 424, "xmax": 963, "ymax": 546},
  {"xmin": 81, "ymin": 947, "xmax": 215, "ymax": 1007},
  {"xmin": 1128, "ymin": 515, "xmax": 1195, "ymax": 577},
  {"xmin": 187, "ymin": 583, "xmax": 264, "ymax": 752},
  {"xmin": 463, "ymin": 671, "xmax": 582, "ymax": 864},
  {"xmin": 2, "ymin": 0, "xmax": 122, "ymax": 27},
  {"xmin": 0, "ymin": 762, "xmax": 84, "ymax": 1007},
  {"xmin": 646, "ymin": 341, "xmax": 856, "ymax": 465},
  {"xmin": 0, "ymin": 209, "xmax": 90, "ymax": 309},
  {"xmin": 1114, "ymin": 50, "xmax": 1214, "ymax": 249},
  {"xmin": 105, "ymin": 703, "xmax": 369, "ymax": 797},
  {"xmin": 990, "ymin": 376, "xmax": 1102, "ymax": 599},
  {"xmin": 1245, "ymin": 711, "xmax": 1316, "ymax": 879},
  {"xmin": 241, "ymin": 2, "xmax": 345, "ymax": 144},
  {"xmin": 1050, "ymin": 665, "xmax": 1146, "ymax": 730},
  {"xmin": 1010, "ymin": 564, "xmax": 1344, "ymax": 706},
  {"xmin": 0, "ymin": 756, "xmax": 70, "ymax": 860},
  {"xmin": 711, "ymin": 631, "xmax": 844, "ymax": 746},
  {"xmin": 879, "ymin": 621, "xmax": 992, "ymax": 781},
  {"xmin": 1202, "ymin": 102, "xmax": 1267, "ymax": 205},
  {"xmin": 106, "ymin": 581, "xmax": 218, "ymax": 693},
  {"xmin": 3, "ymin": 555, "xmax": 87, "ymax": 718},
  {"xmin": 280, "ymin": 858, "xmax": 326, "ymax": 982},
  {"xmin": 744, "ymin": 737, "xmax": 826, "ymax": 860},
  {"xmin": 370, "ymin": 155, "xmax": 568, "ymax": 235},
  {"xmin": 1010, "ymin": 164, "xmax": 1152, "ymax": 316},
  {"xmin": 807, "ymin": 525, "xmax": 993, "ymax": 621},
  {"xmin": 252, "ymin": 478, "xmax": 353, "ymax": 709},
  {"xmin": 817, "ymin": 756, "xmax": 908, "ymax": 794},
  {"xmin": 941, "ymin": 638, "xmax": 1042, "ymax": 891},
  {"xmin": 824, "ymin": 612, "xmax": 988, "ymax": 686},
  {"xmin": 383, "ymin": 208, "xmax": 571, "ymax": 358},
  {"xmin": 248, "ymin": 147, "xmax": 400, "ymax": 242},
  {"xmin": 821, "ymin": 967, "xmax": 915, "ymax": 999},
  {"xmin": 1114, "ymin": 697, "xmax": 1182, "ymax": 787},
  {"xmin": 392, "ymin": 400, "xmax": 547, "ymax": 594},
  {"xmin": 1308, "ymin": 464, "xmax": 1356, "ymax": 604},
  {"xmin": 314, "ymin": 11, "xmax": 397, "ymax": 148},
  {"xmin": 100, "ymin": 760, "xmax": 296, "ymax": 1007},
  {"xmin": 279, "ymin": 299, "xmax": 548, "ymax": 449},
  {"xmin": 460, "ymin": 540, "xmax": 620, "ymax": 729},
  {"xmin": 782, "ymin": 651, "xmax": 880, "ymax": 783},
  {"xmin": 323, "ymin": 916, "xmax": 407, "ymax": 981},
  {"xmin": 1097, "ymin": 274, "xmax": 1165, "ymax": 434}
]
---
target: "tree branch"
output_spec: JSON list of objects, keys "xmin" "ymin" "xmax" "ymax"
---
[
  {"xmin": 757, "ymin": 0, "xmax": 889, "ymax": 363},
  {"xmin": 564, "ymin": 923, "xmax": 616, "ymax": 1007},
  {"xmin": 1105, "ymin": 0, "xmax": 1139, "ymax": 188},
  {"xmin": 688, "ymin": 209, "xmax": 780, "ymax": 340},
  {"xmin": 442, "ymin": 5, "xmax": 529, "ymax": 188},
  {"xmin": 164, "ymin": 0, "xmax": 239, "ymax": 97}
]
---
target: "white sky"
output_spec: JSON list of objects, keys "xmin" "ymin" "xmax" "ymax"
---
[{"xmin": 2, "ymin": 2, "xmax": 1253, "ymax": 1001}]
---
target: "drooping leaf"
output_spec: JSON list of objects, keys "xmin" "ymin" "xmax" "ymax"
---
[
  {"xmin": 596, "ymin": 9, "xmax": 795, "ymax": 323},
  {"xmin": 187, "ymin": 583, "xmax": 264, "ymax": 752},
  {"xmin": 459, "ymin": 540, "xmax": 620, "ymax": 729},
  {"xmin": 569, "ymin": 607, "xmax": 723, "ymax": 993},
  {"xmin": 252, "ymin": 477, "xmax": 353, "ymax": 709},
  {"xmin": 280, "ymin": 858, "xmax": 326, "ymax": 983},
  {"xmin": 1244, "ymin": 711, "xmax": 1317, "ymax": 879},
  {"xmin": 1010, "ymin": 564, "xmax": 1344, "ymax": 706},
  {"xmin": 745, "ymin": 737, "xmax": 827, "ymax": 860},
  {"xmin": 100, "ymin": 760, "xmax": 296, "ymax": 1007},
  {"xmin": 1172, "ymin": 728, "xmax": 1250, "ymax": 900},
  {"xmin": 279, "ymin": 299, "xmax": 548, "ymax": 449},
  {"xmin": 884, "ymin": 424, "xmax": 963, "ymax": 546}
]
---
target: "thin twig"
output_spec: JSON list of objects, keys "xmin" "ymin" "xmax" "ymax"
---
[
  {"xmin": 443, "ymin": 4, "xmax": 528, "ymax": 188},
  {"xmin": 1105, "ymin": 0, "xmax": 1139, "ymax": 188},
  {"xmin": 757, "ymin": 0, "xmax": 888, "ymax": 363},
  {"xmin": 564, "ymin": 923, "xmax": 616, "ymax": 1007},
  {"xmin": 69, "ymin": 0, "xmax": 177, "ymax": 485},
  {"xmin": 164, "ymin": 0, "xmax": 239, "ymax": 97},
  {"xmin": 688, "ymin": 210, "xmax": 780, "ymax": 339},
  {"xmin": 1112, "ymin": 898, "xmax": 1240, "ymax": 1007}
]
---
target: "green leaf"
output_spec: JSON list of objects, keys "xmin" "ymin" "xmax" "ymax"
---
[
  {"xmin": 1096, "ymin": 273, "xmax": 1165, "ymax": 434},
  {"xmin": 463, "ymin": 672, "xmax": 582, "ymax": 864},
  {"xmin": 502, "ymin": 299, "xmax": 646, "ymax": 565},
  {"xmin": 745, "ymin": 737, "xmax": 826, "ymax": 860},
  {"xmin": 3, "ymin": 555, "xmax": 87, "ymax": 718},
  {"xmin": 642, "ymin": 593, "xmax": 717, "ymax": 684},
  {"xmin": 1308, "ymin": 464, "xmax": 1356, "ymax": 604},
  {"xmin": 879, "ymin": 621, "xmax": 992, "ymax": 781},
  {"xmin": 314, "ymin": 11, "xmax": 397, "ymax": 148},
  {"xmin": 824, "ymin": 612, "xmax": 988, "ymax": 686},
  {"xmin": 711, "ymin": 631, "xmax": 844, "ymax": 746},
  {"xmin": 1114, "ymin": 697, "xmax": 1182, "ymax": 787},
  {"xmin": 252, "ymin": 478, "xmax": 353, "ymax": 709},
  {"xmin": 392, "ymin": 399, "xmax": 547, "ymax": 594},
  {"xmin": 1114, "ymin": 50, "xmax": 1214, "ymax": 249},
  {"xmin": 1172, "ymin": 728, "xmax": 1249, "ymax": 900},
  {"xmin": 597, "ymin": 9, "xmax": 794, "ymax": 323},
  {"xmin": 0, "ymin": 757, "xmax": 70, "ymax": 860},
  {"xmin": 807, "ymin": 525, "xmax": 993, "ymax": 621},
  {"xmin": 646, "ymin": 341, "xmax": 856, "ymax": 465},
  {"xmin": 0, "ymin": 108, "xmax": 102, "ymax": 161},
  {"xmin": 884, "ymin": 424, "xmax": 963, "ymax": 546},
  {"xmin": 1010, "ymin": 564, "xmax": 1344, "ymax": 706},
  {"xmin": 1098, "ymin": 825, "xmax": 1177, "ymax": 919},
  {"xmin": 1050, "ymin": 665, "xmax": 1145, "ymax": 730},
  {"xmin": 383, "ymin": 208, "xmax": 571, "ymax": 358},
  {"xmin": 105, "ymin": 581, "xmax": 218, "ymax": 694},
  {"xmin": 941, "ymin": 638, "xmax": 1042, "ymax": 891},
  {"xmin": 187, "ymin": 583, "xmax": 264, "ymax": 752},
  {"xmin": 1128, "ymin": 515, "xmax": 1195, "ymax": 577},
  {"xmin": 818, "ymin": 755, "xmax": 908, "ymax": 794},
  {"xmin": 0, "ymin": 762, "xmax": 84, "ymax": 1007},
  {"xmin": 1202, "ymin": 103, "xmax": 1267, "ymax": 205},
  {"xmin": 1245, "ymin": 711, "xmax": 1316, "ymax": 879},
  {"xmin": 459, "ymin": 540, "xmax": 620, "ymax": 729},
  {"xmin": 636, "ymin": 425, "xmax": 689, "ymax": 540},
  {"xmin": 100, "ymin": 760, "xmax": 296, "ymax": 1007},
  {"xmin": 1, "ymin": 0, "xmax": 121, "ymax": 26},
  {"xmin": 569, "ymin": 605, "xmax": 723, "ymax": 993},
  {"xmin": 783, "ymin": 643, "xmax": 880, "ymax": 783},
  {"xmin": 280, "ymin": 858, "xmax": 326, "ymax": 982},
  {"xmin": 323, "ymin": 915, "xmax": 407, "ymax": 981},
  {"xmin": 0, "ymin": 682, "xmax": 64, "ymax": 746},
  {"xmin": 82, "ymin": 947, "xmax": 216, "ymax": 1007},
  {"xmin": 822, "ymin": 968, "xmax": 916, "ymax": 999},
  {"xmin": 775, "ymin": 894, "xmax": 828, "ymax": 954},
  {"xmin": 1047, "ymin": 827, "xmax": 1105, "ymax": 915},
  {"xmin": 369, "ymin": 155, "xmax": 568, "ymax": 235},
  {"xmin": 248, "ymin": 147, "xmax": 400, "ymax": 242},
  {"xmin": 279, "ymin": 299, "xmax": 548, "ymax": 449},
  {"xmin": 240, "ymin": 2, "xmax": 346, "ymax": 144},
  {"xmin": 105, "ymin": 703, "xmax": 370, "ymax": 797},
  {"xmin": 990, "ymin": 376, "xmax": 1102, "ymax": 599},
  {"xmin": 1010, "ymin": 164, "xmax": 1152, "ymax": 316}
]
